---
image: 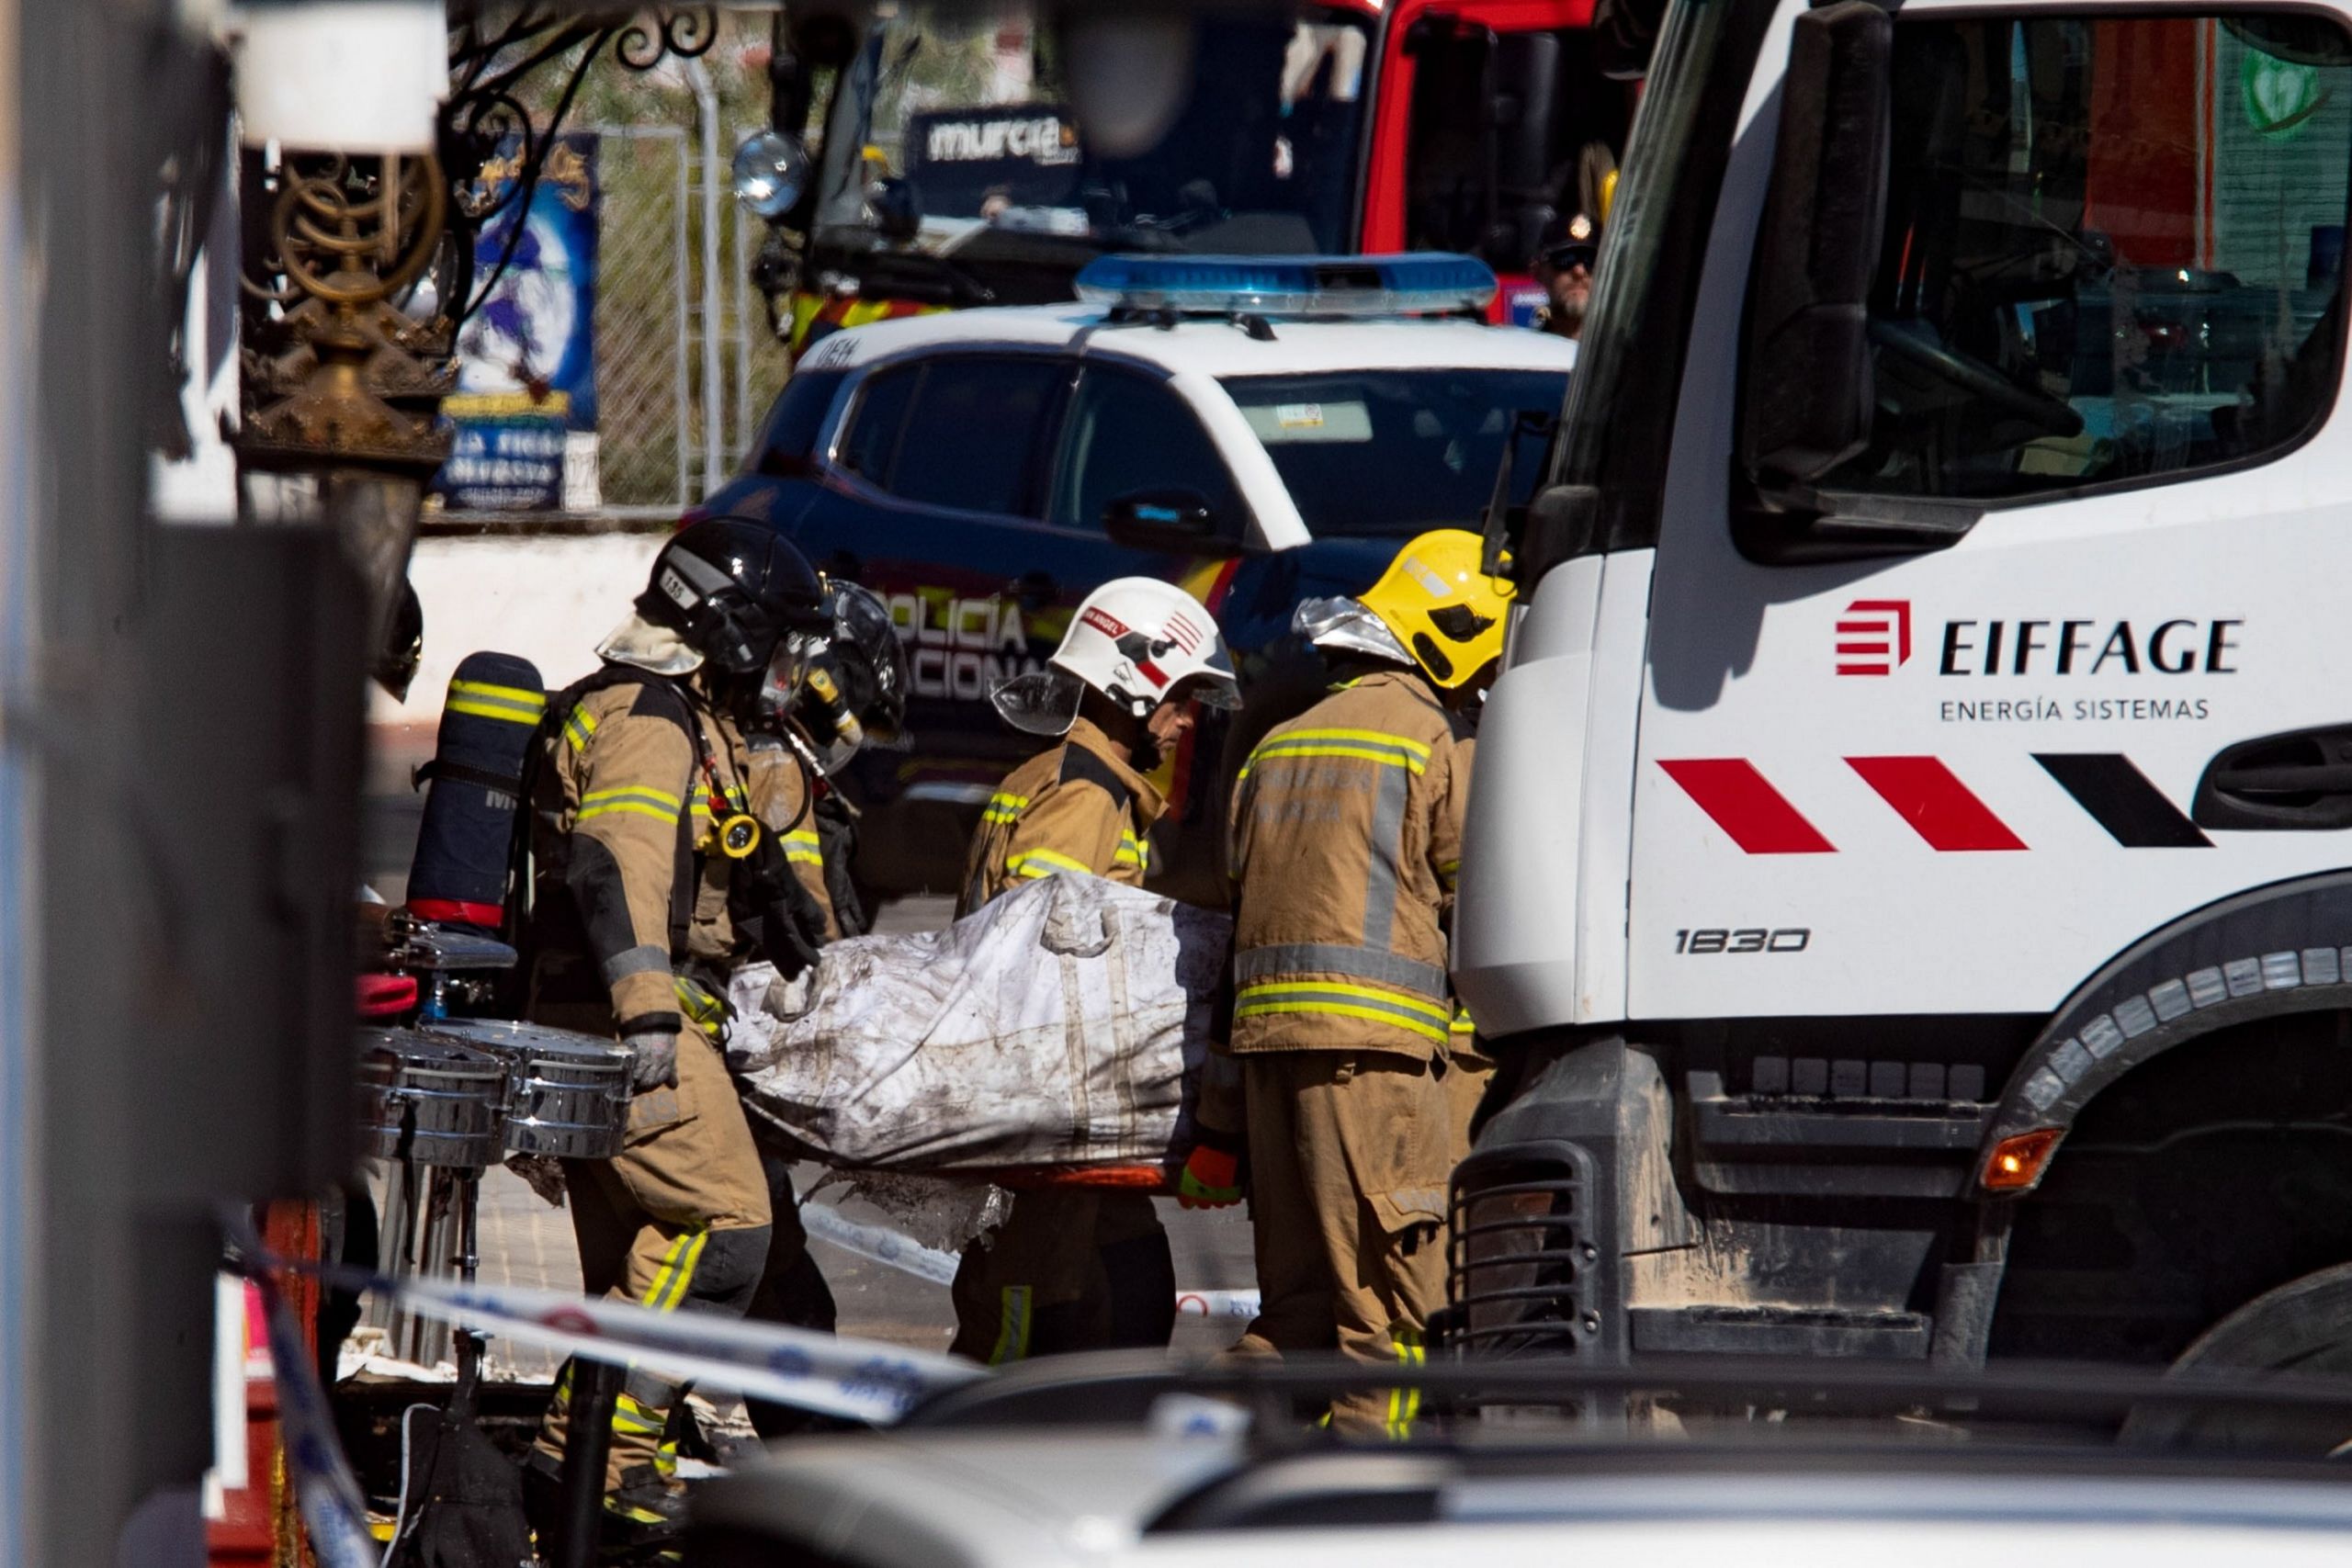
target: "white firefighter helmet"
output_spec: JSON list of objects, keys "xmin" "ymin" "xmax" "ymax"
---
[{"xmin": 991, "ymin": 577, "xmax": 1240, "ymax": 738}]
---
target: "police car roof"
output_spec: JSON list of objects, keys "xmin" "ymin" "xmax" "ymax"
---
[{"xmin": 800, "ymin": 302, "xmax": 1578, "ymax": 379}]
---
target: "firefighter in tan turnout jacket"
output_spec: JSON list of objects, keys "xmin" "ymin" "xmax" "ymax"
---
[
  {"xmin": 520, "ymin": 520, "xmax": 833, "ymax": 1538},
  {"xmin": 736, "ymin": 581, "xmax": 910, "ymax": 1440},
  {"xmin": 950, "ymin": 578, "xmax": 1241, "ymax": 1363},
  {"xmin": 1225, "ymin": 529, "xmax": 1511, "ymax": 1436}
]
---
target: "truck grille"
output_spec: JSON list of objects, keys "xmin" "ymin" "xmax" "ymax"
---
[{"xmin": 1447, "ymin": 1159, "xmax": 1586, "ymax": 1355}]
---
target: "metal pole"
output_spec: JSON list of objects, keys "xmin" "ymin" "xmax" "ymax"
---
[
  {"xmin": 453, "ymin": 1169, "xmax": 481, "ymax": 1387},
  {"xmin": 553, "ymin": 1359, "xmax": 623, "ymax": 1568},
  {"xmin": 689, "ymin": 60, "xmax": 725, "ymax": 499},
  {"xmin": 0, "ymin": 7, "xmax": 41, "ymax": 1562},
  {"xmin": 671, "ymin": 130, "xmax": 692, "ymax": 510},
  {"xmin": 731, "ymin": 141, "xmax": 753, "ymax": 468},
  {"xmin": 20, "ymin": 5, "xmax": 187, "ymax": 1558}
]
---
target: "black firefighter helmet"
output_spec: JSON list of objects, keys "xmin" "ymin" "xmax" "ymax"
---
[
  {"xmin": 639, "ymin": 516, "xmax": 829, "ymax": 677},
  {"xmin": 816, "ymin": 581, "xmax": 909, "ymax": 743}
]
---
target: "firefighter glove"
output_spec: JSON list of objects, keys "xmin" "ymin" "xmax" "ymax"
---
[
  {"xmin": 761, "ymin": 868, "xmax": 831, "ymax": 982},
  {"xmin": 624, "ymin": 1029, "xmax": 678, "ymax": 1092},
  {"xmin": 1177, "ymin": 1143, "xmax": 1242, "ymax": 1210}
]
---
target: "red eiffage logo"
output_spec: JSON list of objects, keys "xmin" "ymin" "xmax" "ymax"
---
[{"xmin": 1836, "ymin": 599, "xmax": 1912, "ymax": 676}]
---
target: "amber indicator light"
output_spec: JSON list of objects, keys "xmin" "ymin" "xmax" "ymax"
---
[{"xmin": 1982, "ymin": 1127, "xmax": 2064, "ymax": 1191}]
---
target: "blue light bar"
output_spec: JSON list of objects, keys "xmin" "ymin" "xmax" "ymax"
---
[{"xmin": 1073, "ymin": 252, "xmax": 1497, "ymax": 319}]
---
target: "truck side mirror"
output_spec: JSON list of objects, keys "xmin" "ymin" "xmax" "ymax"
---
[
  {"xmin": 1738, "ymin": 0, "xmax": 1891, "ymax": 491},
  {"xmin": 867, "ymin": 175, "xmax": 922, "ymax": 243},
  {"xmin": 1102, "ymin": 489, "xmax": 1237, "ymax": 555}
]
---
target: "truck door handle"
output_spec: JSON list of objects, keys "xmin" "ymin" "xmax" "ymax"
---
[
  {"xmin": 2193, "ymin": 724, "xmax": 2352, "ymax": 830},
  {"xmin": 1011, "ymin": 570, "xmax": 1058, "ymax": 611}
]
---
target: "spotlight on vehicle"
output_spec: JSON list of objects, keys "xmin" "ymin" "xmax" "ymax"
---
[{"xmin": 733, "ymin": 129, "xmax": 812, "ymax": 220}]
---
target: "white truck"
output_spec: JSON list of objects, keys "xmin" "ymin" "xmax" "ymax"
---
[{"xmin": 1452, "ymin": 0, "xmax": 2352, "ymax": 1377}]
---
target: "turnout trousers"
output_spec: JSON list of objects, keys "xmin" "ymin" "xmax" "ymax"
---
[
  {"xmin": 949, "ymin": 1190, "xmax": 1173, "ymax": 1363},
  {"xmin": 1231, "ymin": 1051, "xmax": 1452, "ymax": 1438},
  {"xmin": 531, "ymin": 1020, "xmax": 772, "ymax": 1492}
]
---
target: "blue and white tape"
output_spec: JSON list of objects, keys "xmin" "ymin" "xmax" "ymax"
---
[
  {"xmin": 797, "ymin": 1201, "xmax": 1261, "ymax": 1318},
  {"xmin": 315, "ymin": 1259, "xmax": 984, "ymax": 1423}
]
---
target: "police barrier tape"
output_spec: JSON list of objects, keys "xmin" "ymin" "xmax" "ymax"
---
[
  {"xmin": 796, "ymin": 1200, "xmax": 1262, "ymax": 1319},
  {"xmin": 239, "ymin": 1208, "xmax": 1257, "ymax": 1560},
  {"xmin": 233, "ymin": 1235, "xmax": 987, "ymax": 1565},
  {"xmin": 313, "ymin": 1257, "xmax": 985, "ymax": 1420},
  {"xmin": 247, "ymin": 1263, "xmax": 382, "ymax": 1568}
]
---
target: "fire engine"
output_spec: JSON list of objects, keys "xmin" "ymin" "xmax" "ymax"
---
[
  {"xmin": 753, "ymin": 0, "xmax": 1638, "ymax": 352},
  {"xmin": 1453, "ymin": 0, "xmax": 2352, "ymax": 1382}
]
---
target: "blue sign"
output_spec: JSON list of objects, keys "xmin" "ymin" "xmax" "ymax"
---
[
  {"xmin": 436, "ymin": 414, "xmax": 568, "ymax": 511},
  {"xmin": 435, "ymin": 132, "xmax": 600, "ymax": 508}
]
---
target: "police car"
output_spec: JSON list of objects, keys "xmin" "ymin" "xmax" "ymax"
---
[{"xmin": 702, "ymin": 253, "xmax": 1576, "ymax": 893}]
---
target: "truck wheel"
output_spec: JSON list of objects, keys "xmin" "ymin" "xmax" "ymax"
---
[{"xmin": 2118, "ymin": 1262, "xmax": 2352, "ymax": 1455}]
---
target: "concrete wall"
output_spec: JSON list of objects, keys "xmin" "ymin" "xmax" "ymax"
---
[{"xmin": 369, "ymin": 528, "xmax": 666, "ymax": 773}]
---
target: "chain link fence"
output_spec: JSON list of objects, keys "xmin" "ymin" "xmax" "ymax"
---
[{"xmin": 586, "ymin": 116, "xmax": 793, "ymax": 513}]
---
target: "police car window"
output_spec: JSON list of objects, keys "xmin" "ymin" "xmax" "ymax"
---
[
  {"xmin": 888, "ymin": 356, "xmax": 1063, "ymax": 516},
  {"xmin": 1217, "ymin": 368, "xmax": 1566, "ymax": 536},
  {"xmin": 1809, "ymin": 13, "xmax": 2352, "ymax": 503},
  {"xmin": 753, "ymin": 369, "xmax": 846, "ymax": 467},
  {"xmin": 840, "ymin": 365, "xmax": 919, "ymax": 486},
  {"xmin": 1051, "ymin": 367, "xmax": 1246, "ymax": 535}
]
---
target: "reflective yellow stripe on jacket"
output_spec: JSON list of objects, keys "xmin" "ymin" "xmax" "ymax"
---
[
  {"xmin": 1241, "ymin": 728, "xmax": 1431, "ymax": 780},
  {"xmin": 784, "ymin": 828, "xmax": 822, "ymax": 866},
  {"xmin": 577, "ymin": 784, "xmax": 684, "ymax": 826},
  {"xmin": 1114, "ymin": 829, "xmax": 1150, "ymax": 873},
  {"xmin": 1007, "ymin": 846, "xmax": 1093, "ymax": 880}
]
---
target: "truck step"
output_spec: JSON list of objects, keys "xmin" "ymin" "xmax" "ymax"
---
[{"xmin": 1630, "ymin": 1304, "xmax": 1931, "ymax": 1359}]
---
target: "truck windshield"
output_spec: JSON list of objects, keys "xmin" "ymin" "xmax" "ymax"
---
[
  {"xmin": 814, "ymin": 6, "xmax": 1371, "ymax": 255},
  {"xmin": 1219, "ymin": 368, "xmax": 1569, "ymax": 536}
]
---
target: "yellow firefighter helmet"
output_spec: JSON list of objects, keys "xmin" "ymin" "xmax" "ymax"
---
[{"xmin": 1357, "ymin": 528, "xmax": 1516, "ymax": 688}]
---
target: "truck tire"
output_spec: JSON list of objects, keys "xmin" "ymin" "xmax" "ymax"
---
[{"xmin": 2118, "ymin": 1261, "xmax": 2352, "ymax": 1455}]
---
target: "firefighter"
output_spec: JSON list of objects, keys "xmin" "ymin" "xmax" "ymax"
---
[
  {"xmin": 949, "ymin": 577, "xmax": 1240, "ymax": 1364},
  {"xmin": 776, "ymin": 580, "xmax": 910, "ymax": 941},
  {"xmin": 520, "ymin": 517, "xmax": 831, "ymax": 1539},
  {"xmin": 1532, "ymin": 141, "xmax": 1616, "ymax": 342},
  {"xmin": 736, "ymin": 580, "xmax": 910, "ymax": 1439},
  {"xmin": 1223, "ymin": 528, "xmax": 1511, "ymax": 1437}
]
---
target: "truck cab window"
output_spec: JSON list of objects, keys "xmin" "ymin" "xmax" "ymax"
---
[
  {"xmin": 1402, "ymin": 23, "xmax": 1630, "ymax": 270},
  {"xmin": 1806, "ymin": 13, "xmax": 2352, "ymax": 502}
]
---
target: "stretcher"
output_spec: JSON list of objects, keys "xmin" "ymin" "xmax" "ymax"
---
[{"xmin": 729, "ymin": 872, "xmax": 1232, "ymax": 1188}]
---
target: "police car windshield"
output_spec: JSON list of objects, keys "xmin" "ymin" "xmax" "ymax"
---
[
  {"xmin": 1219, "ymin": 369, "xmax": 1567, "ymax": 537},
  {"xmin": 815, "ymin": 6, "xmax": 1369, "ymax": 254}
]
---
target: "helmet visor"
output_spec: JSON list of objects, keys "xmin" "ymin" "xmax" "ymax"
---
[
  {"xmin": 1293, "ymin": 595, "xmax": 1413, "ymax": 667},
  {"xmin": 1174, "ymin": 669, "xmax": 1242, "ymax": 711},
  {"xmin": 989, "ymin": 670, "xmax": 1084, "ymax": 738},
  {"xmin": 758, "ymin": 630, "xmax": 815, "ymax": 719}
]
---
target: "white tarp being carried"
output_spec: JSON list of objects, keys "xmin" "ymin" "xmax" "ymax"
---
[{"xmin": 729, "ymin": 873, "xmax": 1232, "ymax": 1173}]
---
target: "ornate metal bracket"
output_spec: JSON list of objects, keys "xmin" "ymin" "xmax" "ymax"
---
[{"xmin": 233, "ymin": 6, "xmax": 719, "ymax": 479}]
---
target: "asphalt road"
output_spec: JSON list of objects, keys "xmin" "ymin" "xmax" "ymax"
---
[{"xmin": 364, "ymin": 789, "xmax": 1260, "ymax": 1360}]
